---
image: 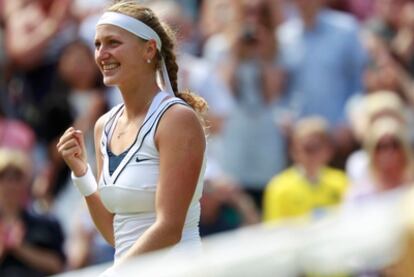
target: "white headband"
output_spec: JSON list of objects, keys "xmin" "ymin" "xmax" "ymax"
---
[{"xmin": 97, "ymin": 11, "xmax": 174, "ymax": 96}]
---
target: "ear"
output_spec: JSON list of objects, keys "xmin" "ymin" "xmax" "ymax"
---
[{"xmin": 143, "ymin": 39, "xmax": 158, "ymax": 61}]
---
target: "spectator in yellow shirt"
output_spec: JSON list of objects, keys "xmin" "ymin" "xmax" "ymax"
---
[{"xmin": 263, "ymin": 116, "xmax": 348, "ymax": 222}]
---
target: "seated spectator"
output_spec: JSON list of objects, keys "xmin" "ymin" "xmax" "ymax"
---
[
  {"xmin": 346, "ymin": 90, "xmax": 411, "ymax": 187},
  {"xmin": 342, "ymin": 116, "xmax": 414, "ymax": 276},
  {"xmin": 263, "ymin": 117, "xmax": 348, "ymax": 223},
  {"xmin": 345, "ymin": 117, "xmax": 414, "ymax": 204},
  {"xmin": 0, "ymin": 148, "xmax": 65, "ymax": 276}
]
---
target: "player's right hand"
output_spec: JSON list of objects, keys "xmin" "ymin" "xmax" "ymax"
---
[{"xmin": 57, "ymin": 127, "xmax": 88, "ymax": 177}]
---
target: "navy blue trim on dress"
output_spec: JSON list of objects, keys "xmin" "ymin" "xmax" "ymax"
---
[
  {"xmin": 112, "ymin": 100, "xmax": 185, "ymax": 184},
  {"xmin": 104, "ymin": 104, "xmax": 124, "ymax": 137},
  {"xmin": 106, "ymin": 101, "xmax": 160, "ymax": 177}
]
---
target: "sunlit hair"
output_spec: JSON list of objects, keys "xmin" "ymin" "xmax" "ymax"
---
[{"xmin": 106, "ymin": 1, "xmax": 208, "ymax": 116}]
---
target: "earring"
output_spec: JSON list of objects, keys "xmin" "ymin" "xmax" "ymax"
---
[{"xmin": 147, "ymin": 59, "xmax": 151, "ymax": 64}]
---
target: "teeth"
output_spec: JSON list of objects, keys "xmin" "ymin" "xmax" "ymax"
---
[{"xmin": 102, "ymin": 64, "xmax": 119, "ymax": 70}]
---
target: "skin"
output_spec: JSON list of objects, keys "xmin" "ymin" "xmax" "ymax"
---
[
  {"xmin": 291, "ymin": 0, "xmax": 325, "ymax": 29},
  {"xmin": 57, "ymin": 23, "xmax": 205, "ymax": 264},
  {"xmin": 290, "ymin": 133, "xmax": 332, "ymax": 181},
  {"xmin": 4, "ymin": 0, "xmax": 72, "ymax": 68}
]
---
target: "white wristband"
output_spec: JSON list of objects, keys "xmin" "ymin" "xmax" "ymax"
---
[{"xmin": 71, "ymin": 164, "xmax": 97, "ymax": 196}]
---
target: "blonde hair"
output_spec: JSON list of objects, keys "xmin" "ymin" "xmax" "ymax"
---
[
  {"xmin": 107, "ymin": 1, "xmax": 208, "ymax": 115},
  {"xmin": 292, "ymin": 116, "xmax": 330, "ymax": 141}
]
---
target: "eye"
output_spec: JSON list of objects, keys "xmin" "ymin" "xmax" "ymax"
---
[
  {"xmin": 109, "ymin": 40, "xmax": 120, "ymax": 46},
  {"xmin": 94, "ymin": 41, "xmax": 101, "ymax": 49}
]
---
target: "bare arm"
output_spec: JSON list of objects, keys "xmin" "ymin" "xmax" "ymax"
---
[
  {"xmin": 117, "ymin": 105, "xmax": 205, "ymax": 264},
  {"xmin": 56, "ymin": 114, "xmax": 114, "ymax": 246},
  {"xmin": 83, "ymin": 115, "xmax": 115, "ymax": 246},
  {"xmin": 10, "ymin": 244, "xmax": 64, "ymax": 274},
  {"xmin": 4, "ymin": 0, "xmax": 72, "ymax": 67}
]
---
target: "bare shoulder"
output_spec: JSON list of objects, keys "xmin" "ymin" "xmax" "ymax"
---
[
  {"xmin": 156, "ymin": 103, "xmax": 206, "ymax": 148},
  {"xmin": 162, "ymin": 103, "xmax": 201, "ymax": 126}
]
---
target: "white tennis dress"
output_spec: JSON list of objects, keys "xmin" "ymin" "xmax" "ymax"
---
[{"xmin": 98, "ymin": 91, "xmax": 205, "ymax": 261}]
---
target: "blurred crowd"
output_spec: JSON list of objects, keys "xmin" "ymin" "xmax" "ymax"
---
[{"xmin": 0, "ymin": 0, "xmax": 414, "ymax": 275}]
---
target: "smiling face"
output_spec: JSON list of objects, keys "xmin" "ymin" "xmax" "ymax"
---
[{"xmin": 94, "ymin": 24, "xmax": 152, "ymax": 87}]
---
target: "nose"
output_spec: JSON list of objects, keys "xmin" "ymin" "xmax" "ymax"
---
[{"xmin": 95, "ymin": 47, "xmax": 110, "ymax": 64}]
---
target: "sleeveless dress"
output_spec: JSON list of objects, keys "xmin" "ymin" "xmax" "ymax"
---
[{"xmin": 98, "ymin": 91, "xmax": 206, "ymax": 261}]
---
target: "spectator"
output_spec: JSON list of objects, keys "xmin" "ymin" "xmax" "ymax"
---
[
  {"xmin": 263, "ymin": 117, "xmax": 347, "ymax": 223},
  {"xmin": 0, "ymin": 148, "xmax": 65, "ymax": 277},
  {"xmin": 277, "ymin": 0, "xmax": 367, "ymax": 168},
  {"xmin": 345, "ymin": 117, "xmax": 414, "ymax": 204},
  {"xmin": 345, "ymin": 90, "xmax": 411, "ymax": 187},
  {"xmin": 203, "ymin": 0, "xmax": 288, "ymax": 210}
]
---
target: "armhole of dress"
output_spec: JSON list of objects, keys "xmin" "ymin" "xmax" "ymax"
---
[
  {"xmin": 151, "ymin": 98, "xmax": 190, "ymax": 147},
  {"xmin": 100, "ymin": 104, "xmax": 124, "ymax": 156}
]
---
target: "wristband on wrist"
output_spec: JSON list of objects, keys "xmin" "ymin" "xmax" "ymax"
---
[{"xmin": 71, "ymin": 164, "xmax": 97, "ymax": 196}]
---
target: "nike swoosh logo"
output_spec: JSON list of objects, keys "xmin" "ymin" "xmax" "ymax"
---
[{"xmin": 136, "ymin": 157, "xmax": 151, "ymax": 163}]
